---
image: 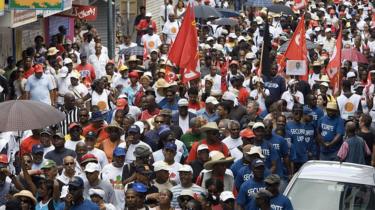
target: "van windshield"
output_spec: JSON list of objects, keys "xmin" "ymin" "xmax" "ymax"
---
[{"xmin": 287, "ymin": 179, "xmax": 375, "ymax": 210}]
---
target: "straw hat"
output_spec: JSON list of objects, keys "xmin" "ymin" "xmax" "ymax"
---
[
  {"xmin": 127, "ymin": 55, "xmax": 140, "ymax": 63},
  {"xmin": 47, "ymin": 47, "xmax": 59, "ymax": 56},
  {"xmin": 200, "ymin": 122, "xmax": 219, "ymax": 132},
  {"xmin": 318, "ymin": 75, "xmax": 330, "ymax": 83},
  {"xmin": 326, "ymin": 102, "xmax": 338, "ymax": 110},
  {"xmin": 204, "ymin": 151, "xmax": 234, "ymax": 170},
  {"xmin": 14, "ymin": 190, "xmax": 37, "ymax": 204}
]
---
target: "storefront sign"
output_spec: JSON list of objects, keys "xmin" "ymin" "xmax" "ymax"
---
[
  {"xmin": 62, "ymin": 4, "xmax": 97, "ymax": 21},
  {"xmin": 9, "ymin": 0, "xmax": 63, "ymax": 10},
  {"xmin": 11, "ymin": 10, "xmax": 37, "ymax": 28},
  {"xmin": 43, "ymin": 0, "xmax": 72, "ymax": 17}
]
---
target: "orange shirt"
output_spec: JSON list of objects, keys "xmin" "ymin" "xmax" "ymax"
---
[
  {"xmin": 20, "ymin": 136, "xmax": 40, "ymax": 156},
  {"xmin": 238, "ymin": 87, "xmax": 249, "ymax": 106},
  {"xmin": 101, "ymin": 139, "xmax": 124, "ymax": 163},
  {"xmin": 185, "ymin": 139, "xmax": 230, "ymax": 164},
  {"xmin": 82, "ymin": 124, "xmax": 109, "ymax": 147}
]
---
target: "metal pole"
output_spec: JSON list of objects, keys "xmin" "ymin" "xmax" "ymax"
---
[
  {"xmin": 107, "ymin": 0, "xmax": 114, "ymax": 59},
  {"xmin": 12, "ymin": 28, "xmax": 16, "ymax": 59}
]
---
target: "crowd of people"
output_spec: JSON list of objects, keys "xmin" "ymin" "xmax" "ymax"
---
[{"xmin": 0, "ymin": 0, "xmax": 375, "ymax": 209}]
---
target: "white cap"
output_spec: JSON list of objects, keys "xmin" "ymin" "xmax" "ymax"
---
[
  {"xmin": 178, "ymin": 164, "xmax": 193, "ymax": 173},
  {"xmin": 220, "ymin": 191, "xmax": 235, "ymax": 201},
  {"xmin": 228, "ymin": 33, "xmax": 237, "ymax": 39},
  {"xmin": 238, "ymin": 36, "xmax": 245, "ymax": 42},
  {"xmin": 134, "ymin": 121, "xmax": 145, "ymax": 134},
  {"xmin": 84, "ymin": 162, "xmax": 100, "ymax": 173},
  {"xmin": 347, "ymin": 71, "xmax": 356, "ymax": 78},
  {"xmin": 153, "ymin": 161, "xmax": 170, "ymax": 172},
  {"xmin": 178, "ymin": 98, "xmax": 189, "ymax": 107},
  {"xmin": 145, "ymin": 12, "xmax": 152, "ymax": 17},
  {"xmin": 207, "ymin": 36, "xmax": 214, "ymax": 42},
  {"xmin": 143, "ymin": 71, "xmax": 153, "ymax": 79},
  {"xmin": 288, "ymin": 79, "xmax": 299, "ymax": 86},
  {"xmin": 63, "ymin": 58, "xmax": 73, "ymax": 65},
  {"xmin": 197, "ymin": 144, "xmax": 209, "ymax": 152},
  {"xmin": 58, "ymin": 66, "xmax": 69, "ymax": 78},
  {"xmin": 245, "ymin": 52, "xmax": 256, "ymax": 60},
  {"xmin": 246, "ymin": 146, "xmax": 265, "ymax": 158},
  {"xmin": 213, "ymin": 43, "xmax": 224, "ymax": 51},
  {"xmin": 221, "ymin": 29, "xmax": 229, "ymax": 35},
  {"xmin": 255, "ymin": 16, "xmax": 264, "ymax": 25},
  {"xmin": 325, "ymin": 28, "xmax": 332, "ymax": 33},
  {"xmin": 205, "ymin": 96, "xmax": 219, "ymax": 105},
  {"xmin": 314, "ymin": 27, "xmax": 321, "ymax": 32},
  {"xmin": 252, "ymin": 122, "xmax": 265, "ymax": 130},
  {"xmin": 89, "ymin": 188, "xmax": 105, "ymax": 198},
  {"xmin": 222, "ymin": 91, "xmax": 236, "ymax": 102},
  {"xmin": 320, "ymin": 82, "xmax": 329, "ymax": 87}
]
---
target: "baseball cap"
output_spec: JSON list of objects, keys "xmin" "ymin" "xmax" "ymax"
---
[
  {"xmin": 84, "ymin": 162, "xmax": 100, "ymax": 173},
  {"xmin": 347, "ymin": 71, "xmax": 356, "ymax": 78},
  {"xmin": 113, "ymin": 147, "xmax": 126, "ymax": 157},
  {"xmin": 164, "ymin": 142, "xmax": 177, "ymax": 152},
  {"xmin": 80, "ymin": 153, "xmax": 98, "ymax": 164},
  {"xmin": 63, "ymin": 58, "xmax": 73, "ymax": 65},
  {"xmin": 240, "ymin": 128, "xmax": 255, "ymax": 138},
  {"xmin": 303, "ymin": 106, "xmax": 313, "ymax": 115},
  {"xmin": 264, "ymin": 174, "xmax": 281, "ymax": 185},
  {"xmin": 134, "ymin": 121, "xmax": 145, "ymax": 134},
  {"xmin": 252, "ymin": 159, "xmax": 265, "ymax": 168},
  {"xmin": 178, "ymin": 164, "xmax": 193, "ymax": 173},
  {"xmin": 252, "ymin": 122, "xmax": 265, "ymax": 130},
  {"xmin": 158, "ymin": 125, "xmax": 171, "ymax": 136},
  {"xmin": 205, "ymin": 96, "xmax": 219, "ymax": 105},
  {"xmin": 132, "ymin": 182, "xmax": 148, "ymax": 193},
  {"xmin": 91, "ymin": 111, "xmax": 104, "ymax": 121},
  {"xmin": 179, "ymin": 189, "xmax": 195, "ymax": 198},
  {"xmin": 68, "ymin": 176, "xmax": 84, "ymax": 188},
  {"xmin": 197, "ymin": 144, "xmax": 209, "ymax": 152},
  {"xmin": 89, "ymin": 188, "xmax": 105, "ymax": 198},
  {"xmin": 41, "ymin": 160, "xmax": 56, "ymax": 169},
  {"xmin": 40, "ymin": 128, "xmax": 53, "ymax": 136},
  {"xmin": 34, "ymin": 64, "xmax": 44, "ymax": 73},
  {"xmin": 32, "ymin": 144, "xmax": 44, "ymax": 154},
  {"xmin": 246, "ymin": 146, "xmax": 265, "ymax": 158},
  {"xmin": 153, "ymin": 161, "xmax": 170, "ymax": 172},
  {"xmin": 220, "ymin": 191, "xmax": 235, "ymax": 202},
  {"xmin": 178, "ymin": 98, "xmax": 189, "ymax": 107},
  {"xmin": 320, "ymin": 82, "xmax": 329, "ymax": 87},
  {"xmin": 222, "ymin": 91, "xmax": 236, "ymax": 102},
  {"xmin": 128, "ymin": 125, "xmax": 140, "ymax": 134},
  {"xmin": 129, "ymin": 71, "xmax": 139, "ymax": 78}
]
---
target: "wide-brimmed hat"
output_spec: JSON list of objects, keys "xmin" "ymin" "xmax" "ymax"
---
[
  {"xmin": 200, "ymin": 122, "xmax": 219, "ymax": 132},
  {"xmin": 204, "ymin": 151, "xmax": 234, "ymax": 170},
  {"xmin": 246, "ymin": 146, "xmax": 264, "ymax": 158},
  {"xmin": 14, "ymin": 190, "xmax": 37, "ymax": 204},
  {"xmin": 155, "ymin": 78, "xmax": 172, "ymax": 89},
  {"xmin": 318, "ymin": 75, "xmax": 330, "ymax": 83},
  {"xmin": 326, "ymin": 102, "xmax": 338, "ymax": 110},
  {"xmin": 47, "ymin": 47, "xmax": 59, "ymax": 56},
  {"xmin": 127, "ymin": 55, "xmax": 140, "ymax": 63}
]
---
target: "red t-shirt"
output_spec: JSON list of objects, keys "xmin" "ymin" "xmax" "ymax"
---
[
  {"xmin": 140, "ymin": 108, "xmax": 160, "ymax": 121},
  {"xmin": 20, "ymin": 136, "xmax": 40, "ymax": 156},
  {"xmin": 185, "ymin": 139, "xmax": 230, "ymax": 164},
  {"xmin": 76, "ymin": 63, "xmax": 96, "ymax": 87},
  {"xmin": 24, "ymin": 67, "xmax": 35, "ymax": 79}
]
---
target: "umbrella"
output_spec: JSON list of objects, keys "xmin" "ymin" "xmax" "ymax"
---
[
  {"xmin": 245, "ymin": 0, "xmax": 273, "ymax": 7},
  {"xmin": 0, "ymin": 100, "xmax": 65, "ymax": 132},
  {"xmin": 213, "ymin": 18, "xmax": 239, "ymax": 26},
  {"xmin": 216, "ymin": 8, "xmax": 241, "ymax": 18},
  {"xmin": 194, "ymin": 5, "xmax": 221, "ymax": 19},
  {"xmin": 341, "ymin": 48, "xmax": 369, "ymax": 64},
  {"xmin": 119, "ymin": 46, "xmax": 144, "ymax": 56},
  {"xmin": 267, "ymin": 4, "xmax": 294, "ymax": 15},
  {"xmin": 278, "ymin": 40, "xmax": 317, "ymax": 52}
]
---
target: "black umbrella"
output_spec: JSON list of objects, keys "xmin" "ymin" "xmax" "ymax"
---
[
  {"xmin": 119, "ymin": 46, "xmax": 144, "ymax": 56},
  {"xmin": 194, "ymin": 5, "xmax": 221, "ymax": 19},
  {"xmin": 0, "ymin": 100, "xmax": 65, "ymax": 132},
  {"xmin": 278, "ymin": 40, "xmax": 317, "ymax": 53},
  {"xmin": 245, "ymin": 0, "xmax": 273, "ymax": 7},
  {"xmin": 216, "ymin": 8, "xmax": 240, "ymax": 18},
  {"xmin": 267, "ymin": 4, "xmax": 294, "ymax": 15},
  {"xmin": 213, "ymin": 18, "xmax": 239, "ymax": 26}
]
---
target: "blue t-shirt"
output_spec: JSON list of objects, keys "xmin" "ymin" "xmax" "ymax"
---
[
  {"xmin": 235, "ymin": 165, "xmax": 271, "ymax": 190},
  {"xmin": 304, "ymin": 122, "xmax": 317, "ymax": 157},
  {"xmin": 265, "ymin": 134, "xmax": 289, "ymax": 177},
  {"xmin": 230, "ymin": 158, "xmax": 245, "ymax": 178},
  {"xmin": 158, "ymin": 97, "xmax": 179, "ymax": 111},
  {"xmin": 285, "ymin": 121, "xmax": 308, "ymax": 163},
  {"xmin": 56, "ymin": 200, "xmax": 100, "ymax": 210},
  {"xmin": 317, "ymin": 115, "xmax": 344, "ymax": 153},
  {"xmin": 246, "ymin": 193, "xmax": 294, "ymax": 210},
  {"xmin": 237, "ymin": 178, "xmax": 266, "ymax": 209},
  {"xmin": 35, "ymin": 200, "xmax": 60, "ymax": 210},
  {"xmin": 254, "ymin": 141, "xmax": 278, "ymax": 170},
  {"xmin": 264, "ymin": 75, "xmax": 286, "ymax": 104},
  {"xmin": 311, "ymin": 106, "xmax": 324, "ymax": 128}
]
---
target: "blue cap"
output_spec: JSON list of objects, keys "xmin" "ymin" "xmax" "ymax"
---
[
  {"xmin": 113, "ymin": 147, "xmax": 126, "ymax": 157},
  {"xmin": 128, "ymin": 125, "xmax": 140, "ymax": 134},
  {"xmin": 303, "ymin": 106, "xmax": 313, "ymax": 115},
  {"xmin": 132, "ymin": 182, "xmax": 148, "ymax": 193},
  {"xmin": 164, "ymin": 142, "xmax": 177, "ymax": 152},
  {"xmin": 158, "ymin": 124, "xmax": 171, "ymax": 136},
  {"xmin": 251, "ymin": 159, "xmax": 265, "ymax": 168},
  {"xmin": 32, "ymin": 144, "xmax": 44, "ymax": 154},
  {"xmin": 91, "ymin": 111, "xmax": 104, "ymax": 122},
  {"xmin": 68, "ymin": 176, "xmax": 84, "ymax": 188}
]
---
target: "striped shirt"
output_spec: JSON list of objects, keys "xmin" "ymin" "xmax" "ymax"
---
[
  {"xmin": 170, "ymin": 184, "xmax": 207, "ymax": 208},
  {"xmin": 59, "ymin": 106, "xmax": 80, "ymax": 135}
]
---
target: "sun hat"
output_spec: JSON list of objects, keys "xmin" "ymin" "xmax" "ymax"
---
[
  {"xmin": 153, "ymin": 161, "xmax": 170, "ymax": 172},
  {"xmin": 178, "ymin": 189, "xmax": 195, "ymax": 198},
  {"xmin": 14, "ymin": 190, "xmax": 37, "ymax": 204},
  {"xmin": 47, "ymin": 47, "xmax": 59, "ymax": 56},
  {"xmin": 200, "ymin": 122, "xmax": 219, "ymax": 132},
  {"xmin": 246, "ymin": 146, "xmax": 265, "ymax": 158},
  {"xmin": 204, "ymin": 151, "xmax": 234, "ymax": 170}
]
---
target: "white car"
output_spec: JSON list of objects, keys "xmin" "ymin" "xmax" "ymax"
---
[{"xmin": 283, "ymin": 161, "xmax": 375, "ymax": 210}]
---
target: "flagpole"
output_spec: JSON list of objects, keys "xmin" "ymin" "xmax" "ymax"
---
[{"xmin": 259, "ymin": 10, "xmax": 269, "ymax": 77}]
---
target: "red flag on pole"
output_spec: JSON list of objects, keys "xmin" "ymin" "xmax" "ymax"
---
[
  {"xmin": 168, "ymin": 2, "xmax": 200, "ymax": 83},
  {"xmin": 326, "ymin": 25, "xmax": 342, "ymax": 95},
  {"xmin": 283, "ymin": 15, "xmax": 308, "ymax": 80}
]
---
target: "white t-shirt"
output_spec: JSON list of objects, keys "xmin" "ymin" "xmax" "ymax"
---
[
  {"xmin": 281, "ymin": 90, "xmax": 304, "ymax": 111},
  {"xmin": 88, "ymin": 53, "xmax": 109, "ymax": 79},
  {"xmin": 162, "ymin": 21, "xmax": 179, "ymax": 44},
  {"xmin": 65, "ymin": 140, "xmax": 85, "ymax": 151},
  {"xmin": 88, "ymin": 148, "xmax": 109, "ymax": 169},
  {"xmin": 203, "ymin": 74, "xmax": 222, "ymax": 92},
  {"xmin": 249, "ymin": 89, "xmax": 270, "ymax": 112},
  {"xmin": 337, "ymin": 93, "xmax": 361, "ymax": 120},
  {"xmin": 91, "ymin": 89, "xmax": 110, "ymax": 112},
  {"xmin": 101, "ymin": 163, "xmax": 125, "ymax": 209},
  {"xmin": 68, "ymin": 83, "xmax": 89, "ymax": 99},
  {"xmin": 141, "ymin": 34, "xmax": 162, "ymax": 53},
  {"xmin": 153, "ymin": 160, "xmax": 182, "ymax": 184}
]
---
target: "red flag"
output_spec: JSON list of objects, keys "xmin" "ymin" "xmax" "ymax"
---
[
  {"xmin": 284, "ymin": 16, "xmax": 308, "ymax": 80},
  {"xmin": 165, "ymin": 65, "xmax": 177, "ymax": 83},
  {"xmin": 326, "ymin": 25, "xmax": 342, "ymax": 95},
  {"xmin": 143, "ymin": 41, "xmax": 148, "ymax": 61},
  {"xmin": 168, "ymin": 2, "xmax": 200, "ymax": 83}
]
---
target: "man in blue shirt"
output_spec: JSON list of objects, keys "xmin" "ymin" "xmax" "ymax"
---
[
  {"xmin": 317, "ymin": 102, "xmax": 345, "ymax": 161},
  {"xmin": 285, "ymin": 104, "xmax": 308, "ymax": 172},
  {"xmin": 57, "ymin": 176, "xmax": 99, "ymax": 210},
  {"xmin": 303, "ymin": 106, "xmax": 318, "ymax": 160},
  {"xmin": 264, "ymin": 174, "xmax": 294, "ymax": 210},
  {"xmin": 237, "ymin": 159, "xmax": 267, "ymax": 210},
  {"xmin": 197, "ymin": 96, "xmax": 219, "ymax": 122},
  {"xmin": 263, "ymin": 62, "xmax": 286, "ymax": 105},
  {"xmin": 306, "ymin": 94, "xmax": 324, "ymax": 128}
]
